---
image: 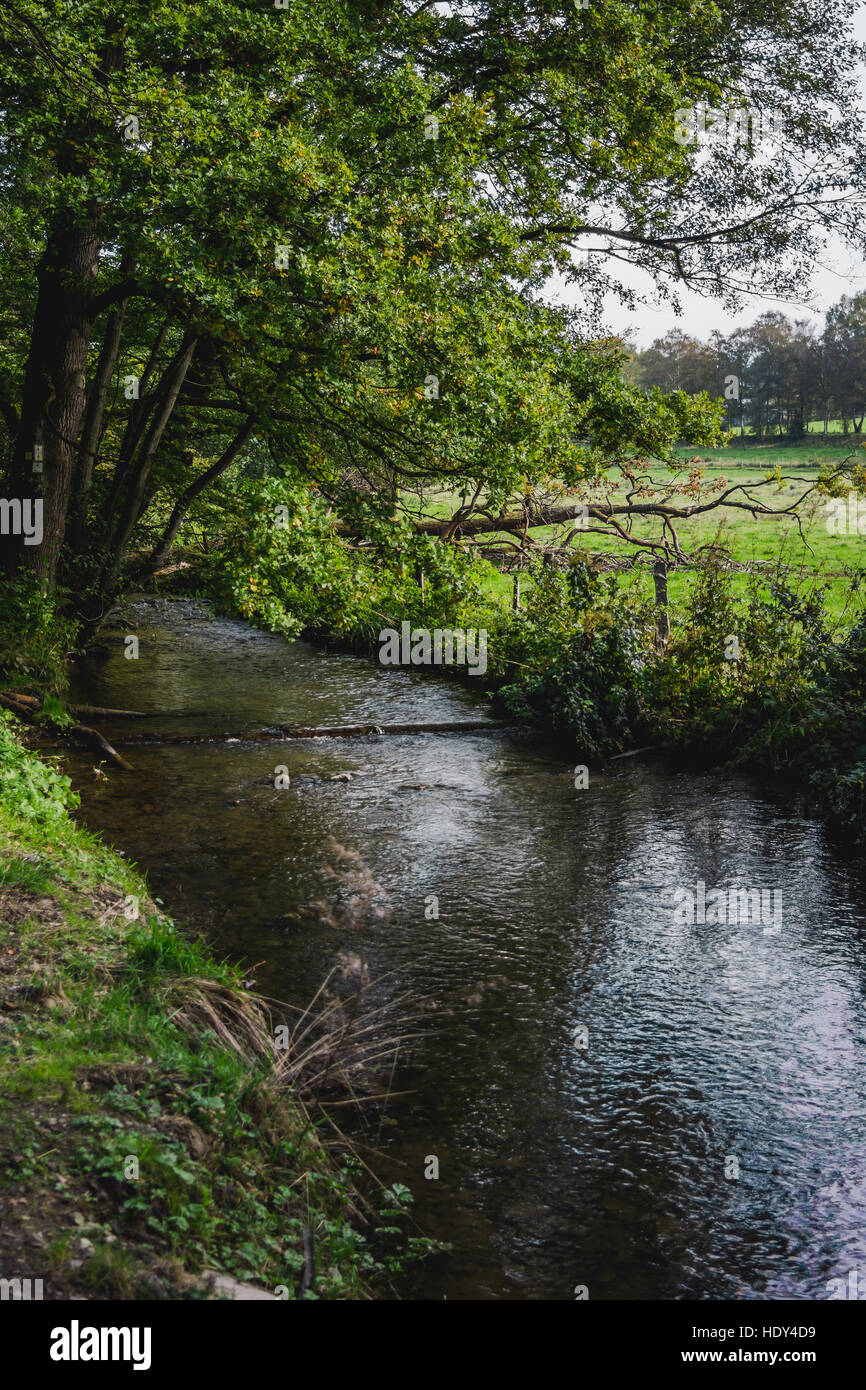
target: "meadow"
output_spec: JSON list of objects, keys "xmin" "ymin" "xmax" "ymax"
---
[{"xmin": 409, "ymin": 440, "xmax": 866, "ymax": 627}]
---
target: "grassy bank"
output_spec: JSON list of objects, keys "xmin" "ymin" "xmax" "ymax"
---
[{"xmin": 0, "ymin": 712, "xmax": 422, "ymax": 1300}]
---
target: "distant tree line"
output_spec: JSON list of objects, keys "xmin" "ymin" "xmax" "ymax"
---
[{"xmin": 628, "ymin": 296, "xmax": 866, "ymax": 441}]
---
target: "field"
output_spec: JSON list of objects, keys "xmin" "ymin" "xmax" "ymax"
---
[{"xmin": 410, "ymin": 440, "xmax": 866, "ymax": 626}]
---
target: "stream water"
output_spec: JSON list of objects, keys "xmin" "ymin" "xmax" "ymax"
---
[{"xmin": 66, "ymin": 597, "xmax": 866, "ymax": 1300}]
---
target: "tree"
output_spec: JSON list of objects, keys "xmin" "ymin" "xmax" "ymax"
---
[
  {"xmin": 633, "ymin": 330, "xmax": 718, "ymax": 396},
  {"xmin": 824, "ymin": 294, "xmax": 866, "ymax": 434}
]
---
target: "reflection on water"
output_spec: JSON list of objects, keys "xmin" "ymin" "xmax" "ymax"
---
[{"xmin": 68, "ymin": 598, "xmax": 866, "ymax": 1300}]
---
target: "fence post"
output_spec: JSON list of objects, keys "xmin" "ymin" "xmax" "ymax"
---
[{"xmin": 653, "ymin": 559, "xmax": 670, "ymax": 646}]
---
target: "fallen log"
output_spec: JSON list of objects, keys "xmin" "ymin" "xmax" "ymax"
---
[
  {"xmin": 72, "ymin": 722, "xmax": 136, "ymax": 772},
  {"xmin": 606, "ymin": 745, "xmax": 661, "ymax": 762},
  {"xmin": 0, "ymin": 693, "xmax": 135, "ymax": 771},
  {"xmin": 112, "ymin": 719, "xmax": 517, "ymax": 746},
  {"xmin": 69, "ymin": 704, "xmax": 147, "ymax": 720},
  {"xmin": 150, "ymin": 561, "xmax": 192, "ymax": 578},
  {"xmin": 5, "ymin": 692, "xmax": 148, "ymax": 719},
  {"xmin": 272, "ymin": 720, "xmax": 515, "ymax": 738},
  {"xmin": 0, "ymin": 692, "xmax": 41, "ymax": 721},
  {"xmin": 332, "ymin": 503, "xmax": 585, "ymax": 539}
]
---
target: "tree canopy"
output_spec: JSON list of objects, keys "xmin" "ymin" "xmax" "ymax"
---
[{"xmin": 1, "ymin": 0, "xmax": 864, "ymax": 623}]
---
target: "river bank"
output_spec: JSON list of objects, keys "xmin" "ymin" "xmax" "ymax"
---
[{"xmin": 0, "ymin": 711, "xmax": 424, "ymax": 1300}]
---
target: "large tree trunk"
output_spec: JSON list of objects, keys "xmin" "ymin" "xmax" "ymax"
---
[
  {"xmin": 100, "ymin": 333, "xmax": 199, "ymax": 594},
  {"xmin": 100, "ymin": 314, "xmax": 173, "ymax": 526},
  {"xmin": 5, "ymin": 209, "xmax": 101, "ymax": 585}
]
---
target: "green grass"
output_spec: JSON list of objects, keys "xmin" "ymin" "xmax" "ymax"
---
[
  {"xmin": 0, "ymin": 714, "xmax": 431, "ymax": 1300},
  {"xmin": 407, "ymin": 440, "xmax": 866, "ymax": 625},
  {"xmin": 800, "ymin": 418, "xmax": 861, "ymax": 435}
]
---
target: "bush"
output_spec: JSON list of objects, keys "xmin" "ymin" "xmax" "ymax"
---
[
  {"xmin": 0, "ymin": 576, "xmax": 76, "ymax": 692},
  {"xmin": 487, "ymin": 559, "xmax": 648, "ymax": 756},
  {"xmin": 202, "ymin": 477, "xmax": 488, "ymax": 648},
  {"xmin": 0, "ymin": 711, "xmax": 79, "ymax": 823}
]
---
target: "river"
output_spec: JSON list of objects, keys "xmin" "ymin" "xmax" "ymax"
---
[{"xmin": 66, "ymin": 596, "xmax": 866, "ymax": 1300}]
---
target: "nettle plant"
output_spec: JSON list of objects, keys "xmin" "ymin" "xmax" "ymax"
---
[{"xmin": 0, "ymin": 712, "xmax": 80, "ymax": 823}]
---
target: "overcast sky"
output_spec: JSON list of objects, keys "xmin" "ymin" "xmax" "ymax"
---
[{"xmin": 551, "ymin": 5, "xmax": 866, "ymax": 349}]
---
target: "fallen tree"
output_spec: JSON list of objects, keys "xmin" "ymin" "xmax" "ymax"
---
[
  {"xmin": 334, "ymin": 466, "xmax": 840, "ymax": 569},
  {"xmin": 109, "ymin": 720, "xmax": 517, "ymax": 747},
  {"xmin": 0, "ymin": 693, "xmax": 135, "ymax": 770}
]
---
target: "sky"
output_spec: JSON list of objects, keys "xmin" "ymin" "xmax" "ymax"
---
[{"xmin": 553, "ymin": 5, "xmax": 866, "ymax": 349}]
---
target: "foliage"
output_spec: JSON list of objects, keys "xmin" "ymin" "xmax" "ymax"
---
[
  {"xmin": 0, "ymin": 576, "xmax": 77, "ymax": 690},
  {"xmin": 0, "ymin": 709, "xmax": 79, "ymax": 821},
  {"xmin": 203, "ymin": 476, "xmax": 487, "ymax": 646},
  {"xmin": 639, "ymin": 557, "xmax": 866, "ymax": 833},
  {"xmin": 488, "ymin": 559, "xmax": 647, "ymax": 756}
]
